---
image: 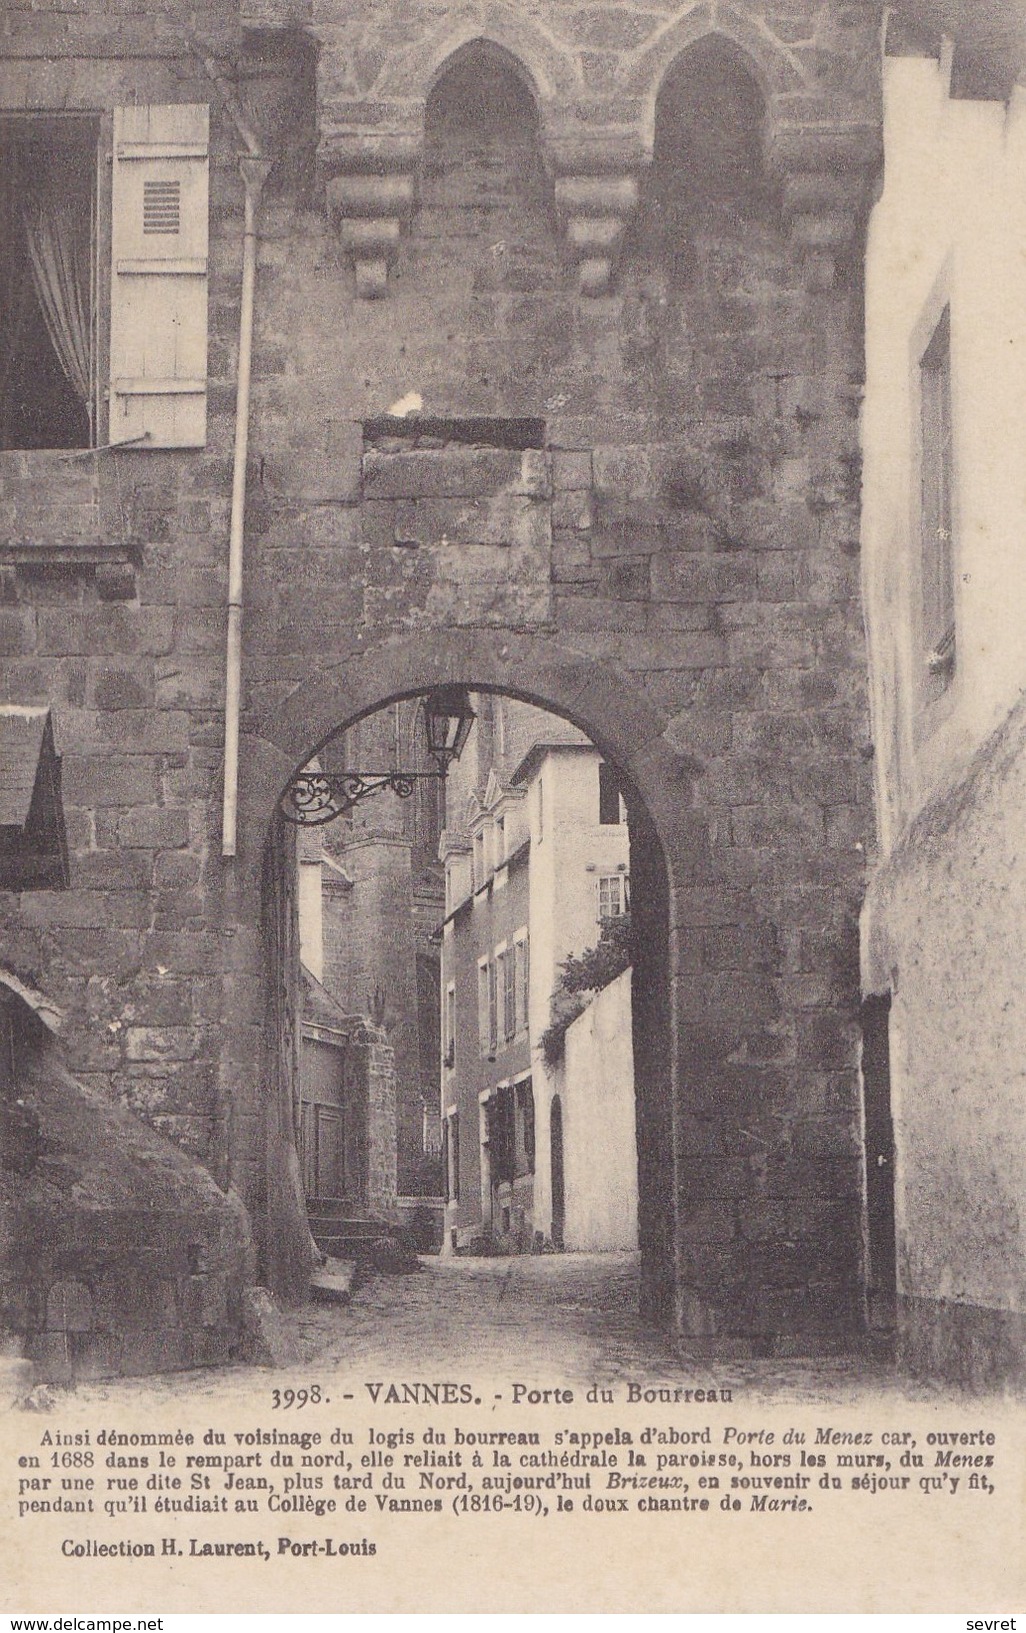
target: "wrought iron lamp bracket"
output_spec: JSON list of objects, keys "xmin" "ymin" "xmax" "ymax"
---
[{"xmin": 279, "ymin": 768, "xmax": 444, "ymax": 827}]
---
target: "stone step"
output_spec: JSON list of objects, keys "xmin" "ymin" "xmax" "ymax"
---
[
  {"xmin": 308, "ymin": 1213, "xmax": 384, "ymax": 1234},
  {"xmin": 310, "ymin": 1258, "xmax": 357, "ymax": 1304},
  {"xmin": 307, "ymin": 1197, "xmax": 409, "ymax": 1263},
  {"xmin": 312, "ymin": 1227, "xmax": 385, "ymax": 1249},
  {"xmin": 307, "ymin": 1196, "xmax": 381, "ymax": 1219},
  {"xmin": 312, "ymin": 1233, "xmax": 390, "ymax": 1260},
  {"xmin": 308, "ymin": 1209, "xmax": 382, "ymax": 1228}
]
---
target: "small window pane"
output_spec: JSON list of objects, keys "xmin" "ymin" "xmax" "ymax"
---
[{"xmin": 598, "ymin": 874, "xmax": 628, "ymax": 919}]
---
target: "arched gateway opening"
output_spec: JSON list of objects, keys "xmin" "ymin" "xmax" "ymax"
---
[{"xmin": 241, "ymin": 634, "xmax": 683, "ymax": 1330}]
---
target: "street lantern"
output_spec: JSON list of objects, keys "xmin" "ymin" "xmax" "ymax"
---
[
  {"xmin": 279, "ymin": 686, "xmax": 477, "ymax": 827},
  {"xmin": 422, "ymin": 685, "xmax": 476, "ymax": 773}
]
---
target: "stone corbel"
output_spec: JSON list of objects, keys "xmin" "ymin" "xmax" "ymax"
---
[
  {"xmin": 326, "ymin": 171, "xmax": 417, "ymax": 299},
  {"xmin": 767, "ymin": 123, "xmax": 881, "ymax": 289},
  {"xmin": 782, "ymin": 170, "xmax": 868, "ymax": 288},
  {"xmin": 554, "ymin": 174, "xmax": 639, "ymax": 297}
]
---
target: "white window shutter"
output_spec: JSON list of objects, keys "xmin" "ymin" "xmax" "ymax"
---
[{"xmin": 110, "ymin": 104, "xmax": 209, "ymax": 449}]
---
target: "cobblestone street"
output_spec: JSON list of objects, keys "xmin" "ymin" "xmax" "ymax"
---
[
  {"xmin": 69, "ymin": 1252, "xmax": 959, "ymax": 1408},
  {"xmin": 293, "ymin": 1253, "xmax": 943, "ymax": 1402}
]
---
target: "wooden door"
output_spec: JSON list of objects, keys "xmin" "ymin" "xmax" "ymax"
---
[
  {"xmin": 550, "ymin": 1094, "xmax": 565, "ymax": 1250},
  {"xmin": 862, "ymin": 994, "xmax": 896, "ymax": 1327}
]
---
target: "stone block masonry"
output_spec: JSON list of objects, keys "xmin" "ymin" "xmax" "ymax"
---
[
  {"xmin": 1, "ymin": 1003, "xmax": 252, "ymax": 1383},
  {"xmin": 0, "ymin": 0, "xmax": 882, "ymax": 1360}
]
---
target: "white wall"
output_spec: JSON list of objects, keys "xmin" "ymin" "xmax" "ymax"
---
[
  {"xmin": 298, "ymin": 858, "xmax": 323, "ymax": 982},
  {"xmin": 559, "ymin": 969, "xmax": 638, "ymax": 1251},
  {"xmin": 862, "ymin": 58, "xmax": 1026, "ymax": 854},
  {"xmin": 527, "ymin": 746, "xmax": 631, "ymax": 1239}
]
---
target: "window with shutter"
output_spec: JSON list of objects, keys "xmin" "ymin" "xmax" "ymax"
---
[
  {"xmin": 488, "ymin": 959, "xmax": 499, "ymax": 1054},
  {"xmin": 514, "ymin": 934, "xmax": 529, "ymax": 1034},
  {"xmin": 109, "ymin": 104, "xmax": 209, "ymax": 449},
  {"xmin": 501, "ymin": 948, "xmax": 515, "ymax": 1042}
]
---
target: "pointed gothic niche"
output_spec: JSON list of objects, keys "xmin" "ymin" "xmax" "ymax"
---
[
  {"xmin": 641, "ymin": 35, "xmax": 781, "ymax": 290},
  {"xmin": 421, "ymin": 40, "xmax": 560, "ymax": 301}
]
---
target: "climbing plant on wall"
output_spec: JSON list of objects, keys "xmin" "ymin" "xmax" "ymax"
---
[{"xmin": 540, "ymin": 912, "xmax": 632, "ymax": 1067}]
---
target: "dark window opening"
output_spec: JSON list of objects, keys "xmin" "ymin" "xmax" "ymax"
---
[
  {"xmin": 443, "ymin": 983, "xmax": 455, "ymax": 1068},
  {"xmin": 599, "ymin": 761, "xmax": 622, "ymax": 825},
  {"xmin": 0, "ymin": 117, "xmax": 98, "ymax": 450},
  {"xmin": 489, "ymin": 1082, "xmax": 535, "ymax": 1184},
  {"xmin": 489, "ymin": 1086, "xmax": 516, "ymax": 1186}
]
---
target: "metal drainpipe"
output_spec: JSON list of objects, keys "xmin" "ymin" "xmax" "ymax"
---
[{"xmin": 222, "ymin": 154, "xmax": 272, "ymax": 859}]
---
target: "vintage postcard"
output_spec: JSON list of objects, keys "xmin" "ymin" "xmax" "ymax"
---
[{"xmin": 1, "ymin": 0, "xmax": 1024, "ymax": 1614}]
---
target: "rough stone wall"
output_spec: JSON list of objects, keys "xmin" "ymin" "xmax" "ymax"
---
[
  {"xmin": 862, "ymin": 698, "xmax": 1026, "ymax": 1391},
  {"xmin": 1, "ymin": 0, "xmax": 882, "ymax": 1355},
  {"xmin": 1, "ymin": 999, "xmax": 252, "ymax": 1382},
  {"xmin": 319, "ymin": 835, "xmax": 423, "ymax": 1189},
  {"xmin": 353, "ymin": 1022, "xmax": 398, "ymax": 1215}
]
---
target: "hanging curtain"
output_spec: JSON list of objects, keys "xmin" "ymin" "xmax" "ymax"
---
[
  {"xmin": 0, "ymin": 139, "xmax": 33, "ymax": 435},
  {"xmin": 21, "ymin": 147, "xmax": 92, "ymax": 413}
]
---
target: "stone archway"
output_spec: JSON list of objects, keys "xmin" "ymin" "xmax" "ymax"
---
[{"xmin": 232, "ymin": 629, "xmax": 694, "ymax": 1326}]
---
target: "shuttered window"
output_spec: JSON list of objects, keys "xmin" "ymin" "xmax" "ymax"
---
[
  {"xmin": 501, "ymin": 948, "xmax": 515, "ymax": 1042},
  {"xmin": 110, "ymin": 104, "xmax": 209, "ymax": 449},
  {"xmin": 478, "ymin": 960, "xmax": 491, "ymax": 1055},
  {"xmin": 488, "ymin": 959, "xmax": 499, "ymax": 1054},
  {"xmin": 514, "ymin": 934, "xmax": 529, "ymax": 1034},
  {"xmin": 515, "ymin": 1079, "xmax": 535, "ymax": 1177}
]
